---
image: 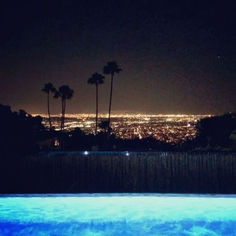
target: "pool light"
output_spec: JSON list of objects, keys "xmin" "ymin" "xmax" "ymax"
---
[
  {"xmin": 125, "ymin": 151, "xmax": 130, "ymax": 156},
  {"xmin": 83, "ymin": 151, "xmax": 89, "ymax": 155}
]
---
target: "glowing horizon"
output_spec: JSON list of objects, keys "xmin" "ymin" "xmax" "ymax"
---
[{"xmin": 32, "ymin": 113, "xmax": 212, "ymax": 118}]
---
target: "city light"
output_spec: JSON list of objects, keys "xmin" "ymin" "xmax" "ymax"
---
[{"xmin": 36, "ymin": 113, "xmax": 211, "ymax": 143}]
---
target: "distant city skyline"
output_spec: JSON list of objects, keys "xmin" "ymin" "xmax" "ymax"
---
[
  {"xmin": 1, "ymin": 1, "xmax": 235, "ymax": 115},
  {"xmin": 39, "ymin": 114, "xmax": 208, "ymax": 143}
]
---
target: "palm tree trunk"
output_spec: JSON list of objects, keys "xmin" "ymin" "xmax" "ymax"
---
[
  {"xmin": 108, "ymin": 74, "xmax": 114, "ymax": 129},
  {"xmin": 61, "ymin": 98, "xmax": 64, "ymax": 131},
  {"xmin": 47, "ymin": 92, "xmax": 52, "ymax": 129},
  {"xmin": 95, "ymin": 84, "xmax": 98, "ymax": 135},
  {"xmin": 63, "ymin": 100, "xmax": 66, "ymax": 130}
]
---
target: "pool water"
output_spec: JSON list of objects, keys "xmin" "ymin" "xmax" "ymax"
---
[{"xmin": 0, "ymin": 194, "xmax": 236, "ymax": 236}]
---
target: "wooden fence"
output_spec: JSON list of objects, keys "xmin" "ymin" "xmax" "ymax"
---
[{"xmin": 2, "ymin": 152, "xmax": 236, "ymax": 193}]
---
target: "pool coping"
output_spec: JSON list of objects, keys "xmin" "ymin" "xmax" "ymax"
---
[{"xmin": 1, "ymin": 193, "xmax": 236, "ymax": 198}]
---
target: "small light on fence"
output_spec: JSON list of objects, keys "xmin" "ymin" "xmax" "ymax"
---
[
  {"xmin": 83, "ymin": 151, "xmax": 89, "ymax": 155},
  {"xmin": 125, "ymin": 151, "xmax": 130, "ymax": 156}
]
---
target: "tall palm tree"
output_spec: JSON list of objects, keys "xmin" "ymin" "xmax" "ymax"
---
[
  {"xmin": 88, "ymin": 73, "xmax": 105, "ymax": 134},
  {"xmin": 103, "ymin": 61, "xmax": 122, "ymax": 130},
  {"xmin": 54, "ymin": 85, "xmax": 74, "ymax": 131},
  {"xmin": 41, "ymin": 82, "xmax": 56, "ymax": 129}
]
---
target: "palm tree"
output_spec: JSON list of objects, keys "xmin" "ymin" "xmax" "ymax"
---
[
  {"xmin": 88, "ymin": 73, "xmax": 105, "ymax": 134},
  {"xmin": 41, "ymin": 82, "xmax": 56, "ymax": 129},
  {"xmin": 103, "ymin": 61, "xmax": 122, "ymax": 131},
  {"xmin": 54, "ymin": 85, "xmax": 74, "ymax": 131}
]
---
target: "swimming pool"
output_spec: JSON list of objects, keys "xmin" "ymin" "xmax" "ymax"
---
[{"xmin": 0, "ymin": 194, "xmax": 236, "ymax": 235}]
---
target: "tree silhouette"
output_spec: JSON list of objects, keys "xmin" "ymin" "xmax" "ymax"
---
[
  {"xmin": 41, "ymin": 83, "xmax": 56, "ymax": 129},
  {"xmin": 88, "ymin": 73, "xmax": 105, "ymax": 134},
  {"xmin": 195, "ymin": 113, "xmax": 236, "ymax": 147},
  {"xmin": 98, "ymin": 120, "xmax": 111, "ymax": 133},
  {"xmin": 54, "ymin": 85, "xmax": 74, "ymax": 131},
  {"xmin": 103, "ymin": 61, "xmax": 122, "ymax": 133},
  {"xmin": 0, "ymin": 104, "xmax": 45, "ymax": 156}
]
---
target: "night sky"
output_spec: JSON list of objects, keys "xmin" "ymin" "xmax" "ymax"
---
[{"xmin": 1, "ymin": 0, "xmax": 235, "ymax": 115}]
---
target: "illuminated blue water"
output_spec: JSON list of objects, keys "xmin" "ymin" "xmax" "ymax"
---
[{"xmin": 1, "ymin": 194, "xmax": 236, "ymax": 236}]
